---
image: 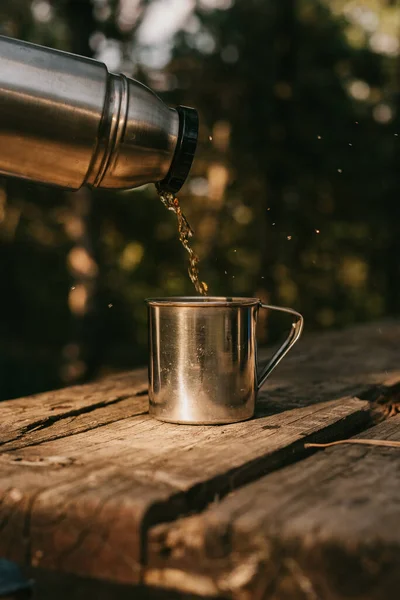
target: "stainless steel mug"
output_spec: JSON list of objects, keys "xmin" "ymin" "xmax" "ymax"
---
[{"xmin": 146, "ymin": 297, "xmax": 304, "ymax": 424}]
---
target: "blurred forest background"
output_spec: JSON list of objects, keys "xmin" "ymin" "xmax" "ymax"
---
[{"xmin": 0, "ymin": 0, "xmax": 399, "ymax": 400}]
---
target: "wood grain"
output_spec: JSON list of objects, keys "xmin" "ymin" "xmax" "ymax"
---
[
  {"xmin": 25, "ymin": 567, "xmax": 222, "ymax": 600},
  {"xmin": 146, "ymin": 415, "xmax": 400, "ymax": 600},
  {"xmin": 0, "ymin": 369, "xmax": 148, "ymax": 450},
  {"xmin": 0, "ymin": 320, "xmax": 398, "ymax": 589}
]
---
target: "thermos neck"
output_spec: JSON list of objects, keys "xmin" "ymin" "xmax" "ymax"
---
[
  {"xmin": 85, "ymin": 73, "xmax": 198, "ymax": 194},
  {"xmin": 0, "ymin": 35, "xmax": 198, "ymax": 193}
]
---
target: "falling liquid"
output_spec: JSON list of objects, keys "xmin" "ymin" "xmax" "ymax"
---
[{"xmin": 156, "ymin": 185, "xmax": 208, "ymax": 295}]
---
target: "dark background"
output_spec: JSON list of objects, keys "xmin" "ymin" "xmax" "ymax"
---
[{"xmin": 0, "ymin": 0, "xmax": 399, "ymax": 400}]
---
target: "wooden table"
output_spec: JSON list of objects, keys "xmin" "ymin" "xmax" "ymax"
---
[{"xmin": 0, "ymin": 320, "xmax": 399, "ymax": 600}]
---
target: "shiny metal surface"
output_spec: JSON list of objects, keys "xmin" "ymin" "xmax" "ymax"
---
[
  {"xmin": 146, "ymin": 297, "xmax": 304, "ymax": 425},
  {"xmin": 0, "ymin": 35, "xmax": 179, "ymax": 190}
]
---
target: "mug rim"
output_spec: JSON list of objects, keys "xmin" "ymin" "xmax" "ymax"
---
[{"xmin": 145, "ymin": 296, "xmax": 260, "ymax": 307}]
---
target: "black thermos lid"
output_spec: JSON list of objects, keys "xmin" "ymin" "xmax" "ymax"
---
[{"xmin": 158, "ymin": 105, "xmax": 199, "ymax": 194}]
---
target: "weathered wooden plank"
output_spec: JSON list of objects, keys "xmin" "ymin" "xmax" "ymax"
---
[
  {"xmin": 0, "ymin": 396, "xmax": 370, "ymax": 585},
  {"xmin": 0, "ymin": 369, "xmax": 148, "ymax": 449},
  {"xmin": 146, "ymin": 415, "xmax": 400, "ymax": 600},
  {"xmin": 0, "ymin": 320, "xmax": 397, "ymax": 588},
  {"xmin": 1, "ymin": 320, "xmax": 399, "ymax": 451},
  {"xmin": 24, "ymin": 567, "xmax": 223, "ymax": 600},
  {"xmin": 0, "ymin": 320, "xmax": 398, "ymax": 447},
  {"xmin": 255, "ymin": 320, "xmax": 399, "ymax": 413}
]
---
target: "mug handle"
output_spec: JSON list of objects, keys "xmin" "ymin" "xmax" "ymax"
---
[{"xmin": 257, "ymin": 303, "xmax": 304, "ymax": 390}]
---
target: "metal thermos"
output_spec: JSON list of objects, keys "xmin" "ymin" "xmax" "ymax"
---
[{"xmin": 0, "ymin": 35, "xmax": 198, "ymax": 193}]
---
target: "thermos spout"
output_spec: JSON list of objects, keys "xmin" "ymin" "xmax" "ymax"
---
[{"xmin": 0, "ymin": 35, "xmax": 198, "ymax": 193}]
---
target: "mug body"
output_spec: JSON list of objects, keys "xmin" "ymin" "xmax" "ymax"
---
[{"xmin": 146, "ymin": 297, "xmax": 259, "ymax": 424}]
